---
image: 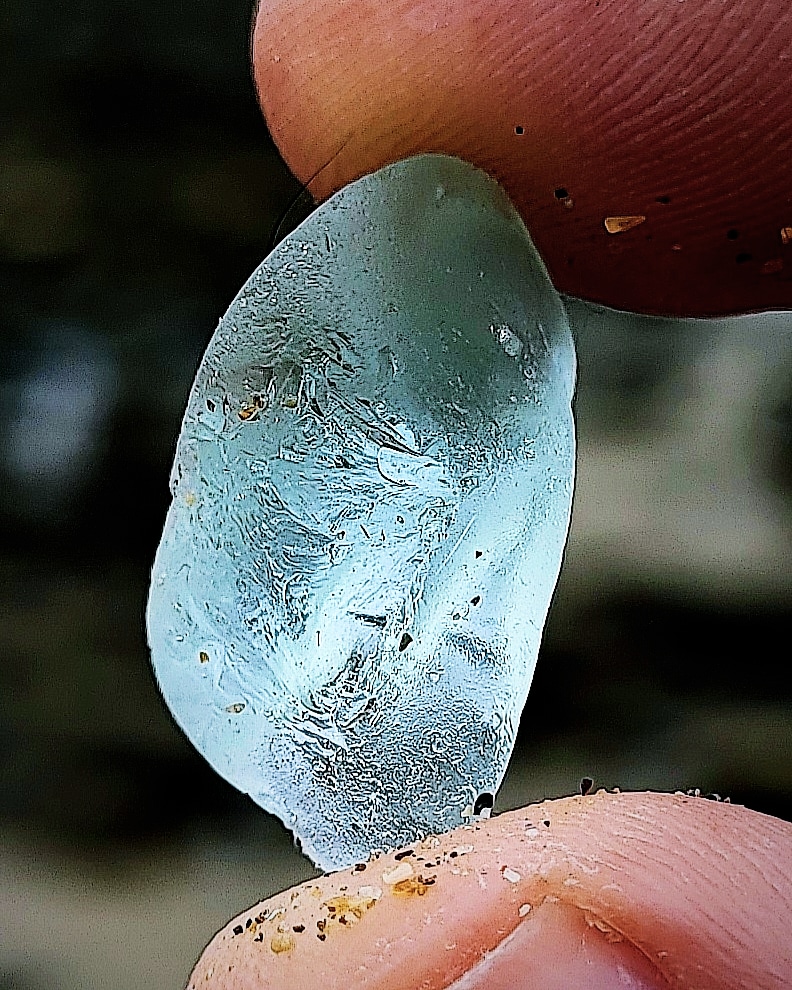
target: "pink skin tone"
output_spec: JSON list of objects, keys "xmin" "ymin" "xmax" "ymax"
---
[
  {"xmin": 253, "ymin": 0, "xmax": 792, "ymax": 317},
  {"xmin": 190, "ymin": 792, "xmax": 792, "ymax": 988},
  {"xmin": 188, "ymin": 1, "xmax": 792, "ymax": 983}
]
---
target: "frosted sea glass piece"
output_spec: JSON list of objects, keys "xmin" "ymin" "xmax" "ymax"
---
[{"xmin": 147, "ymin": 154, "xmax": 576, "ymax": 871}]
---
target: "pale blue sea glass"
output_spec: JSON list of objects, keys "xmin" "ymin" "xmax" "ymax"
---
[{"xmin": 147, "ymin": 154, "xmax": 576, "ymax": 870}]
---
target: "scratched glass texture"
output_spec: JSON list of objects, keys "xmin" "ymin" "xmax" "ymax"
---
[{"xmin": 147, "ymin": 155, "xmax": 576, "ymax": 869}]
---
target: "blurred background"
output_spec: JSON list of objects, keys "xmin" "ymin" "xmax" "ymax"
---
[{"xmin": 1, "ymin": 0, "xmax": 791, "ymax": 987}]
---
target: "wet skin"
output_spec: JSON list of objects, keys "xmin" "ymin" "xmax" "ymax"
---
[{"xmin": 189, "ymin": 1, "xmax": 792, "ymax": 983}]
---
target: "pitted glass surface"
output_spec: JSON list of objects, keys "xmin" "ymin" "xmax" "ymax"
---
[{"xmin": 147, "ymin": 155, "xmax": 576, "ymax": 870}]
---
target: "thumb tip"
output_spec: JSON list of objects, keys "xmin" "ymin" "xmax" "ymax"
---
[{"xmin": 189, "ymin": 790, "xmax": 792, "ymax": 988}]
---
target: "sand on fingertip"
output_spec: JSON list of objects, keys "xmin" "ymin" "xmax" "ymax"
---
[
  {"xmin": 253, "ymin": 0, "xmax": 792, "ymax": 318},
  {"xmin": 188, "ymin": 790, "xmax": 792, "ymax": 990}
]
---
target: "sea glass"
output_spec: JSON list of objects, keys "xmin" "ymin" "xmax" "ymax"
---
[{"xmin": 147, "ymin": 154, "xmax": 576, "ymax": 870}]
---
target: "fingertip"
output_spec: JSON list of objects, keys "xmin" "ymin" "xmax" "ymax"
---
[
  {"xmin": 253, "ymin": 0, "xmax": 792, "ymax": 316},
  {"xmin": 189, "ymin": 791, "xmax": 792, "ymax": 988},
  {"xmin": 446, "ymin": 899, "xmax": 668, "ymax": 990}
]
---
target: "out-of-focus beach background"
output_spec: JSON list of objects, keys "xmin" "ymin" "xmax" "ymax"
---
[{"xmin": 2, "ymin": 1, "xmax": 791, "ymax": 987}]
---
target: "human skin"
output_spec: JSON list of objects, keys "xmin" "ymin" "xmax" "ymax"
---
[
  {"xmin": 252, "ymin": 0, "xmax": 792, "ymax": 318},
  {"xmin": 189, "ymin": 790, "xmax": 792, "ymax": 988},
  {"xmin": 189, "ymin": 2, "xmax": 792, "ymax": 984}
]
